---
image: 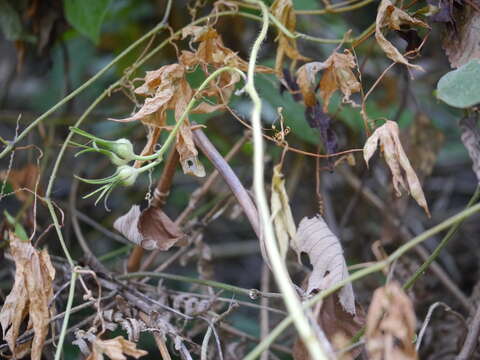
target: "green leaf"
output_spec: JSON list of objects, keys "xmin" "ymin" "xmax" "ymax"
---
[
  {"xmin": 0, "ymin": 0, "xmax": 23, "ymax": 41},
  {"xmin": 436, "ymin": 60, "xmax": 480, "ymax": 109},
  {"xmin": 63, "ymin": 0, "xmax": 112, "ymax": 43}
]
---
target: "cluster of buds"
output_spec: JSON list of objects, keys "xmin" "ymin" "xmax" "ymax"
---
[{"xmin": 70, "ymin": 127, "xmax": 161, "ymax": 205}]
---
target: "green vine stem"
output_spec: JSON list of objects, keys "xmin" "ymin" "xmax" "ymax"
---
[
  {"xmin": 244, "ymin": 1, "xmax": 328, "ymax": 359},
  {"xmin": 53, "ymin": 271, "xmax": 78, "ymax": 360},
  {"xmin": 244, "ymin": 201, "xmax": 480, "ymax": 360},
  {"xmin": 119, "ymin": 272, "xmax": 282, "ymax": 299}
]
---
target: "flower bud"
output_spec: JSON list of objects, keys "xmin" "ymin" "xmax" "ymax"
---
[
  {"xmin": 107, "ymin": 138, "xmax": 135, "ymax": 161},
  {"xmin": 117, "ymin": 165, "xmax": 138, "ymax": 186}
]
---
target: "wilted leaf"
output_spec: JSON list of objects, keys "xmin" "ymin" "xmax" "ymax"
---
[
  {"xmin": 110, "ymin": 64, "xmax": 184, "ymax": 127},
  {"xmin": 366, "ymin": 282, "xmax": 418, "ymax": 360},
  {"xmin": 363, "ymin": 120, "xmax": 430, "ymax": 216},
  {"xmin": 305, "ymin": 104, "xmax": 337, "ymax": 156},
  {"xmin": 114, "ymin": 205, "xmax": 185, "ymax": 251},
  {"xmin": 270, "ymin": 0, "xmax": 310, "ymax": 73},
  {"xmin": 180, "ymin": 25, "xmax": 272, "ymax": 102},
  {"xmin": 375, "ymin": 0, "xmax": 429, "ymax": 70},
  {"xmin": 318, "ymin": 50, "xmax": 361, "ymax": 112},
  {"xmin": 63, "ymin": 0, "xmax": 112, "ymax": 43},
  {"xmin": 459, "ymin": 115, "xmax": 480, "ymax": 183},
  {"xmin": 296, "ymin": 61, "xmax": 327, "ymax": 107},
  {"xmin": 295, "ymin": 215, "xmax": 356, "ymax": 315},
  {"xmin": 0, "ymin": 163, "xmax": 41, "ymax": 202},
  {"xmin": 296, "ymin": 50, "xmax": 360, "ymax": 112},
  {"xmin": 138, "ymin": 206, "xmax": 186, "ymax": 251},
  {"xmin": 0, "ymin": 233, "xmax": 55, "ymax": 360},
  {"xmin": 270, "ymin": 164, "xmax": 296, "ymax": 259},
  {"xmin": 442, "ymin": 7, "xmax": 480, "ymax": 68},
  {"xmin": 436, "ymin": 59, "xmax": 480, "ymax": 108},
  {"xmin": 86, "ymin": 335, "xmax": 148, "ymax": 360}
]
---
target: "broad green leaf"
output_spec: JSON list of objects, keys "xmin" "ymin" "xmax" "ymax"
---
[
  {"xmin": 63, "ymin": 0, "xmax": 112, "ymax": 43},
  {"xmin": 436, "ymin": 60, "xmax": 480, "ymax": 108}
]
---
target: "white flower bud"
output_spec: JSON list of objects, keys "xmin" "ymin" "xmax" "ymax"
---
[
  {"xmin": 117, "ymin": 165, "xmax": 138, "ymax": 186},
  {"xmin": 110, "ymin": 139, "xmax": 135, "ymax": 160}
]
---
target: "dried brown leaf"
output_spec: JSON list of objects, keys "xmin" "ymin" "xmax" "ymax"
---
[
  {"xmin": 319, "ymin": 50, "xmax": 361, "ymax": 112},
  {"xmin": 295, "ymin": 215, "xmax": 355, "ymax": 315},
  {"xmin": 295, "ymin": 50, "xmax": 360, "ymax": 111},
  {"xmin": 270, "ymin": 0, "xmax": 310, "ymax": 73},
  {"xmin": 138, "ymin": 206, "xmax": 186, "ymax": 251},
  {"xmin": 363, "ymin": 120, "xmax": 430, "ymax": 216},
  {"xmin": 180, "ymin": 25, "xmax": 272, "ymax": 102},
  {"xmin": 270, "ymin": 164, "xmax": 296, "ymax": 259},
  {"xmin": 296, "ymin": 62, "xmax": 328, "ymax": 107},
  {"xmin": 0, "ymin": 233, "xmax": 55, "ymax": 360},
  {"xmin": 375, "ymin": 0, "xmax": 429, "ymax": 70},
  {"xmin": 114, "ymin": 205, "xmax": 185, "ymax": 251},
  {"xmin": 443, "ymin": 8, "xmax": 480, "ymax": 68},
  {"xmin": 0, "ymin": 164, "xmax": 41, "ymax": 202},
  {"xmin": 86, "ymin": 336, "xmax": 148, "ymax": 360},
  {"xmin": 366, "ymin": 282, "xmax": 418, "ymax": 360},
  {"xmin": 109, "ymin": 64, "xmax": 185, "ymax": 127}
]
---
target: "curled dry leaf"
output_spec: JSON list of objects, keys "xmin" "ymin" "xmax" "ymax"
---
[
  {"xmin": 364, "ymin": 120, "xmax": 430, "ymax": 217},
  {"xmin": 270, "ymin": 0, "xmax": 310, "ymax": 73},
  {"xmin": 366, "ymin": 282, "xmax": 418, "ymax": 360},
  {"xmin": 296, "ymin": 61, "xmax": 328, "ymax": 107},
  {"xmin": 180, "ymin": 25, "xmax": 272, "ymax": 101},
  {"xmin": 0, "ymin": 233, "xmax": 55, "ymax": 360},
  {"xmin": 459, "ymin": 115, "xmax": 480, "ymax": 183},
  {"xmin": 270, "ymin": 163, "xmax": 296, "ymax": 259},
  {"xmin": 0, "ymin": 163, "xmax": 41, "ymax": 202},
  {"xmin": 319, "ymin": 50, "xmax": 361, "ymax": 112},
  {"xmin": 296, "ymin": 50, "xmax": 360, "ymax": 112},
  {"xmin": 295, "ymin": 215, "xmax": 355, "ymax": 315},
  {"xmin": 375, "ymin": 0, "xmax": 429, "ymax": 70},
  {"xmin": 114, "ymin": 205, "xmax": 185, "ymax": 251},
  {"xmin": 86, "ymin": 335, "xmax": 148, "ymax": 360}
]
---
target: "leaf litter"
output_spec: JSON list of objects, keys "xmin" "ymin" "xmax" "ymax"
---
[{"xmin": 0, "ymin": 233, "xmax": 55, "ymax": 360}]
